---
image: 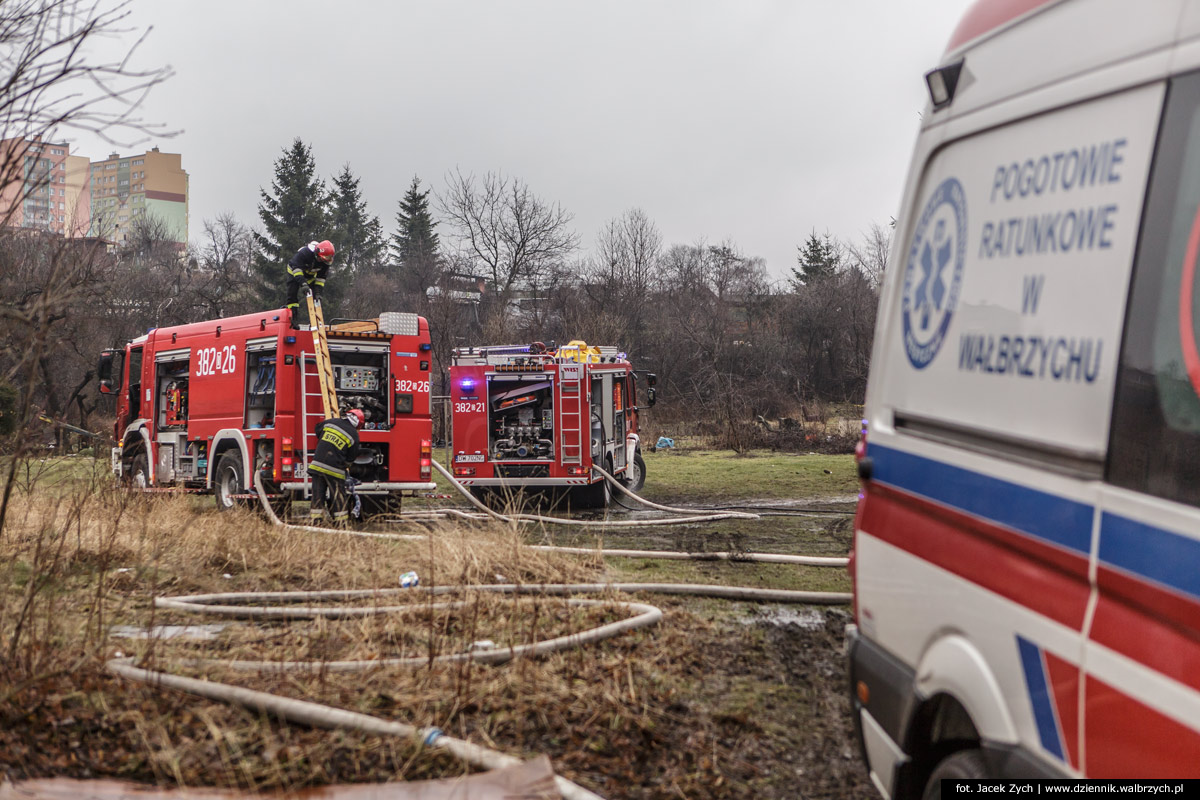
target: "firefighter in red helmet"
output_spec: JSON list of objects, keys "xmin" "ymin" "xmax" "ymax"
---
[
  {"xmin": 285, "ymin": 239, "xmax": 335, "ymax": 328},
  {"xmin": 309, "ymin": 407, "xmax": 363, "ymax": 526}
]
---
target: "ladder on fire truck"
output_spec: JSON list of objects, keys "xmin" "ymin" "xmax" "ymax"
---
[
  {"xmin": 297, "ymin": 292, "xmax": 338, "ymax": 497},
  {"xmin": 558, "ymin": 362, "xmax": 584, "ymax": 466},
  {"xmin": 304, "ymin": 291, "xmax": 338, "ymax": 418}
]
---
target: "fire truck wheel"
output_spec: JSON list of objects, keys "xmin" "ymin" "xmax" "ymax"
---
[
  {"xmin": 921, "ymin": 749, "xmax": 987, "ymax": 800},
  {"xmin": 214, "ymin": 452, "xmax": 246, "ymax": 512},
  {"xmin": 623, "ymin": 450, "xmax": 646, "ymax": 493},
  {"xmin": 127, "ymin": 451, "xmax": 149, "ymax": 489}
]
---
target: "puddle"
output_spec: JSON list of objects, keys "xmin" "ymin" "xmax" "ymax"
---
[
  {"xmin": 739, "ymin": 607, "xmax": 825, "ymax": 630},
  {"xmin": 110, "ymin": 623, "xmax": 228, "ymax": 641}
]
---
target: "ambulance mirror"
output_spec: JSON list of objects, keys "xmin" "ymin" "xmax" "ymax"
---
[{"xmin": 647, "ymin": 387, "xmax": 656, "ymax": 407}]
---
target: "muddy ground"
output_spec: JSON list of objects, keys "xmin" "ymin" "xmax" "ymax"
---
[
  {"xmin": 0, "ymin": 490, "xmax": 874, "ymax": 799},
  {"xmin": 0, "ymin": 606, "xmax": 873, "ymax": 799}
]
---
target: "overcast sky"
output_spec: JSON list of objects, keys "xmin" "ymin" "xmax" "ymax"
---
[{"xmin": 72, "ymin": 0, "xmax": 973, "ymax": 281}]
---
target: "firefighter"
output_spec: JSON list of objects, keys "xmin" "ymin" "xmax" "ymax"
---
[
  {"xmin": 285, "ymin": 239, "xmax": 336, "ymax": 328},
  {"xmin": 309, "ymin": 408, "xmax": 363, "ymax": 525}
]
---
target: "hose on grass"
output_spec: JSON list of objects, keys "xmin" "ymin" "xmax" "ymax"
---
[
  {"xmin": 254, "ymin": 469, "xmax": 849, "ymax": 568},
  {"xmin": 107, "ymin": 657, "xmax": 605, "ymax": 800},
  {"xmin": 109, "ymin": 467, "xmax": 851, "ymax": 799}
]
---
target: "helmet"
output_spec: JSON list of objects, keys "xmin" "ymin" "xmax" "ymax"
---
[
  {"xmin": 316, "ymin": 240, "xmax": 335, "ymax": 264},
  {"xmin": 345, "ymin": 408, "xmax": 365, "ymax": 428}
]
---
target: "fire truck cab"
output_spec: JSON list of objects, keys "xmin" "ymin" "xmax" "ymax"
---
[
  {"xmin": 97, "ymin": 309, "xmax": 435, "ymax": 512},
  {"xmin": 449, "ymin": 341, "xmax": 654, "ymax": 507}
]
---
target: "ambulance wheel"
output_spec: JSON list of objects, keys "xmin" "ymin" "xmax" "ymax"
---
[
  {"xmin": 623, "ymin": 450, "xmax": 646, "ymax": 493},
  {"xmin": 214, "ymin": 452, "xmax": 246, "ymax": 512},
  {"xmin": 127, "ymin": 451, "xmax": 149, "ymax": 489},
  {"xmin": 921, "ymin": 749, "xmax": 987, "ymax": 800}
]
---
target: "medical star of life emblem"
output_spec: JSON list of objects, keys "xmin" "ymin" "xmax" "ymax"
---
[{"xmin": 901, "ymin": 177, "xmax": 967, "ymax": 369}]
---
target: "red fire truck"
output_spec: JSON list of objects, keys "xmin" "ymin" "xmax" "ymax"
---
[
  {"xmin": 97, "ymin": 309, "xmax": 436, "ymax": 512},
  {"xmin": 448, "ymin": 341, "xmax": 655, "ymax": 507}
]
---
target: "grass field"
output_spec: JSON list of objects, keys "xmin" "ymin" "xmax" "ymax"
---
[
  {"xmin": 0, "ymin": 450, "xmax": 868, "ymax": 799},
  {"xmin": 638, "ymin": 448, "xmax": 858, "ymax": 503}
]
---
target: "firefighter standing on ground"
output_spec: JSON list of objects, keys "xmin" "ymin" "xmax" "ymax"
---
[
  {"xmin": 309, "ymin": 408, "xmax": 363, "ymax": 525},
  {"xmin": 285, "ymin": 240, "xmax": 335, "ymax": 327}
]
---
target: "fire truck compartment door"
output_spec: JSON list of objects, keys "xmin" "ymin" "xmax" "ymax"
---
[
  {"xmin": 154, "ymin": 348, "xmax": 190, "ymax": 363},
  {"xmin": 327, "ymin": 342, "xmax": 390, "ymax": 353}
]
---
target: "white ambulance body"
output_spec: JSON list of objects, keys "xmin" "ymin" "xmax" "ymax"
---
[{"xmin": 851, "ymin": 0, "xmax": 1200, "ymax": 794}]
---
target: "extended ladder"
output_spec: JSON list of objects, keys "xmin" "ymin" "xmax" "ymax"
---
[{"xmin": 304, "ymin": 291, "xmax": 338, "ymax": 418}]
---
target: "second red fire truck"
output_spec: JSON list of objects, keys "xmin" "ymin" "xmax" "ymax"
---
[
  {"xmin": 449, "ymin": 341, "xmax": 655, "ymax": 508},
  {"xmin": 98, "ymin": 308, "xmax": 436, "ymax": 514}
]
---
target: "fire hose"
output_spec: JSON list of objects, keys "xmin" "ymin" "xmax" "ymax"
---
[{"xmin": 108, "ymin": 464, "xmax": 850, "ymax": 799}]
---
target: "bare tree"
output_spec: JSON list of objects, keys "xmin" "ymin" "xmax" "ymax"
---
[
  {"xmin": 194, "ymin": 212, "xmax": 258, "ymax": 318},
  {"xmin": 0, "ymin": 0, "xmax": 172, "ymax": 533},
  {"xmin": 438, "ymin": 169, "xmax": 579, "ymax": 331},
  {"xmin": 845, "ymin": 221, "xmax": 891, "ymax": 289},
  {"xmin": 585, "ymin": 208, "xmax": 662, "ymax": 352},
  {"xmin": 0, "ymin": 0, "xmax": 173, "ymax": 228}
]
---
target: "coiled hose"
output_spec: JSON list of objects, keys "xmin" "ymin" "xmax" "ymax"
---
[{"xmin": 108, "ymin": 463, "xmax": 852, "ymax": 799}]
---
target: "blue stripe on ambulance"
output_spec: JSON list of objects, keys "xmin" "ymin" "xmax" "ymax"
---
[
  {"xmin": 1099, "ymin": 512, "xmax": 1200, "ymax": 604},
  {"xmin": 868, "ymin": 444, "xmax": 1092, "ymax": 556},
  {"xmin": 869, "ymin": 444, "xmax": 1200, "ymax": 606},
  {"xmin": 1016, "ymin": 636, "xmax": 1067, "ymax": 762}
]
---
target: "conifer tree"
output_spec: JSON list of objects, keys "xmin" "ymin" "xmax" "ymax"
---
[
  {"xmin": 253, "ymin": 138, "xmax": 329, "ymax": 307},
  {"xmin": 326, "ymin": 164, "xmax": 385, "ymax": 311},
  {"xmin": 390, "ymin": 175, "xmax": 441, "ymax": 300},
  {"xmin": 790, "ymin": 231, "xmax": 841, "ymax": 287}
]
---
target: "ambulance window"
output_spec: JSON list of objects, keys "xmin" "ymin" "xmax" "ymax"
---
[{"xmin": 1109, "ymin": 71, "xmax": 1200, "ymax": 505}]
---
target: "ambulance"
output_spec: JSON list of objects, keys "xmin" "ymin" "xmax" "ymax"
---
[{"xmin": 850, "ymin": 0, "xmax": 1200, "ymax": 793}]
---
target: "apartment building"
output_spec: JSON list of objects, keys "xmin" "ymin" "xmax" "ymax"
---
[
  {"xmin": 0, "ymin": 138, "xmax": 88, "ymax": 236},
  {"xmin": 88, "ymin": 147, "xmax": 189, "ymax": 245}
]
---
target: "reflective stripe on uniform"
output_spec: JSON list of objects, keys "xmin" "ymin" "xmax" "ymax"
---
[
  {"xmin": 287, "ymin": 266, "xmax": 304, "ymax": 277},
  {"xmin": 313, "ymin": 278, "xmax": 326, "ymax": 287},
  {"xmin": 309, "ymin": 462, "xmax": 346, "ymax": 479}
]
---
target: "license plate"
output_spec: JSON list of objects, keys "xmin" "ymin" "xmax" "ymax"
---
[
  {"xmin": 294, "ymin": 461, "xmax": 307, "ymax": 479},
  {"xmin": 455, "ymin": 453, "xmax": 485, "ymax": 463}
]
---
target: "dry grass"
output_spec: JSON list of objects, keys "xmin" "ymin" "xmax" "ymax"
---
[{"xmin": 0, "ymin": 457, "xmax": 868, "ymax": 798}]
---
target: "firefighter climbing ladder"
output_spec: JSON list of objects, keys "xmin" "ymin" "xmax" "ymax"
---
[{"xmin": 304, "ymin": 291, "xmax": 338, "ymax": 418}]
